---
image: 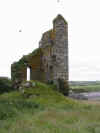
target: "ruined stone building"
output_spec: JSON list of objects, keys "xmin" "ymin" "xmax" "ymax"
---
[{"xmin": 11, "ymin": 14, "xmax": 69, "ymax": 87}]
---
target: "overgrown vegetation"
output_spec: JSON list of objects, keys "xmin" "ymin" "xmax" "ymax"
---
[
  {"xmin": 0, "ymin": 99, "xmax": 43, "ymax": 120},
  {"xmin": 0, "ymin": 77, "xmax": 13, "ymax": 94},
  {"xmin": 0, "ymin": 81, "xmax": 100, "ymax": 133}
]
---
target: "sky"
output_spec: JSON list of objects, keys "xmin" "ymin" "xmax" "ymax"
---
[{"xmin": 0, "ymin": 0, "xmax": 100, "ymax": 81}]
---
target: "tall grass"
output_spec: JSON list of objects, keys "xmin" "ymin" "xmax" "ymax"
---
[{"xmin": 0, "ymin": 81, "xmax": 100, "ymax": 133}]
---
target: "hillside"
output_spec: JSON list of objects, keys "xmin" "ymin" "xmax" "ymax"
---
[{"xmin": 0, "ymin": 81, "xmax": 100, "ymax": 133}]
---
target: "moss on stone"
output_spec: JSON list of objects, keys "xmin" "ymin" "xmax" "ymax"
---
[
  {"xmin": 28, "ymin": 48, "xmax": 41, "ymax": 57},
  {"xmin": 49, "ymin": 29, "xmax": 56, "ymax": 40},
  {"xmin": 12, "ymin": 48, "xmax": 41, "ymax": 69}
]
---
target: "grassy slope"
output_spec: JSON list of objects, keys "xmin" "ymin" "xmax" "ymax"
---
[{"xmin": 0, "ymin": 81, "xmax": 100, "ymax": 133}]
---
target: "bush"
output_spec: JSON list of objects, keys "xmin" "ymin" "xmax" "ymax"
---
[{"xmin": 0, "ymin": 77, "xmax": 13, "ymax": 94}]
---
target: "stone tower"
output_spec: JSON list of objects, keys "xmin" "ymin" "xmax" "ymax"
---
[
  {"xmin": 52, "ymin": 15, "xmax": 68, "ymax": 82},
  {"xmin": 40, "ymin": 14, "xmax": 68, "ymax": 84}
]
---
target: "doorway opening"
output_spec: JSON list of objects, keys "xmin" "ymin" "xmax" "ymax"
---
[{"xmin": 27, "ymin": 67, "xmax": 31, "ymax": 81}]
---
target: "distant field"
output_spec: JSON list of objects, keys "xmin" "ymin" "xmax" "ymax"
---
[
  {"xmin": 69, "ymin": 81, "xmax": 100, "ymax": 86},
  {"xmin": 70, "ymin": 84, "xmax": 100, "ymax": 93},
  {"xmin": 69, "ymin": 81, "xmax": 100, "ymax": 93}
]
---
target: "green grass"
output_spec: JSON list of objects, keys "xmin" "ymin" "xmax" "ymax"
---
[
  {"xmin": 71, "ymin": 84, "xmax": 100, "ymax": 93},
  {"xmin": 0, "ymin": 81, "xmax": 100, "ymax": 133}
]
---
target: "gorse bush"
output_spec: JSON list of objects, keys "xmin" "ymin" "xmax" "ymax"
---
[{"xmin": 0, "ymin": 77, "xmax": 13, "ymax": 94}]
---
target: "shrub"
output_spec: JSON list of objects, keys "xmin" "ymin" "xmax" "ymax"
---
[{"xmin": 0, "ymin": 77, "xmax": 13, "ymax": 94}]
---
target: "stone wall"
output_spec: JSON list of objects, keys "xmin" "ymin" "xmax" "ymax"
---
[{"xmin": 11, "ymin": 48, "xmax": 45, "ymax": 88}]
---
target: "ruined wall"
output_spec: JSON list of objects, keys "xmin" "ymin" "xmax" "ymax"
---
[
  {"xmin": 40, "ymin": 29, "xmax": 55, "ymax": 82},
  {"xmin": 27, "ymin": 51, "xmax": 45, "ymax": 82},
  {"xmin": 11, "ymin": 48, "xmax": 45, "ymax": 88},
  {"xmin": 11, "ymin": 14, "xmax": 69, "ymax": 88}
]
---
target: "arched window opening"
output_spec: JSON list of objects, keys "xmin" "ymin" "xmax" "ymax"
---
[{"xmin": 27, "ymin": 67, "xmax": 31, "ymax": 81}]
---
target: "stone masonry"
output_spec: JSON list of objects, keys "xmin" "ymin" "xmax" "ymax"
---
[{"xmin": 11, "ymin": 14, "xmax": 69, "ymax": 88}]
